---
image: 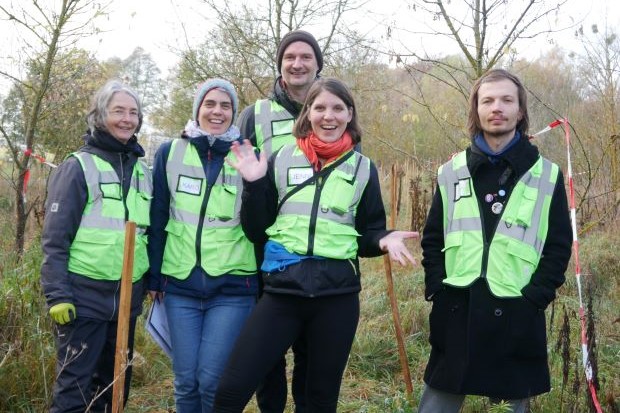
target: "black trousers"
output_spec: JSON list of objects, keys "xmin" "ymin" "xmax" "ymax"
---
[
  {"xmin": 50, "ymin": 316, "xmax": 137, "ymax": 413},
  {"xmin": 214, "ymin": 293, "xmax": 360, "ymax": 413},
  {"xmin": 255, "ymin": 334, "xmax": 307, "ymax": 413}
]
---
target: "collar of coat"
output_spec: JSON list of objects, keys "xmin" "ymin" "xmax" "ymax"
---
[
  {"xmin": 271, "ymin": 76, "xmax": 304, "ymax": 117},
  {"xmin": 467, "ymin": 134, "xmax": 540, "ymax": 179}
]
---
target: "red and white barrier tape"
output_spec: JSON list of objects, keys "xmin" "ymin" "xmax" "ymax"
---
[
  {"xmin": 532, "ymin": 119, "xmax": 602, "ymax": 413},
  {"xmin": 20, "ymin": 148, "xmax": 57, "ymax": 199},
  {"xmin": 23, "ymin": 148, "xmax": 57, "ymax": 168}
]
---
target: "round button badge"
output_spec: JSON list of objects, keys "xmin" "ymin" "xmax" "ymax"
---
[{"xmin": 491, "ymin": 202, "xmax": 503, "ymax": 215}]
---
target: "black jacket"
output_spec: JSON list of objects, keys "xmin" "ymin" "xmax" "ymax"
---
[
  {"xmin": 240, "ymin": 151, "xmax": 389, "ymax": 297},
  {"xmin": 421, "ymin": 135, "xmax": 572, "ymax": 398},
  {"xmin": 40, "ymin": 129, "xmax": 147, "ymax": 320}
]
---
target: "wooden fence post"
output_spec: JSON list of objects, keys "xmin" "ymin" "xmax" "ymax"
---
[{"xmin": 111, "ymin": 221, "xmax": 136, "ymax": 413}]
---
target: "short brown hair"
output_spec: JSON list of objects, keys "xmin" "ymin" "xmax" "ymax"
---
[
  {"xmin": 466, "ymin": 69, "xmax": 529, "ymax": 138},
  {"xmin": 292, "ymin": 77, "xmax": 362, "ymax": 143}
]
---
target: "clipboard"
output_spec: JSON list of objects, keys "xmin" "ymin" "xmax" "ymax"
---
[{"xmin": 145, "ymin": 297, "xmax": 172, "ymax": 358}]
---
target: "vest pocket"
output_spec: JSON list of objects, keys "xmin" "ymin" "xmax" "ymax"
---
[
  {"xmin": 505, "ymin": 185, "xmax": 538, "ymax": 228},
  {"xmin": 267, "ymin": 216, "xmax": 310, "ymax": 256},
  {"xmin": 161, "ymin": 220, "xmax": 188, "ymax": 276},
  {"xmin": 315, "ymin": 220, "xmax": 359, "ymax": 259},
  {"xmin": 69, "ymin": 231, "xmax": 122, "ymax": 280},
  {"xmin": 442, "ymin": 231, "xmax": 464, "ymax": 277},
  {"xmin": 498, "ymin": 238, "xmax": 539, "ymax": 293},
  {"xmin": 100, "ymin": 182, "xmax": 122, "ymax": 200},
  {"xmin": 132, "ymin": 192, "xmax": 152, "ymax": 226},
  {"xmin": 210, "ymin": 231, "xmax": 257, "ymax": 274},
  {"xmin": 322, "ymin": 176, "xmax": 355, "ymax": 215},
  {"xmin": 133, "ymin": 234, "xmax": 149, "ymax": 281},
  {"xmin": 272, "ymin": 119, "xmax": 294, "ymax": 137},
  {"xmin": 206, "ymin": 185, "xmax": 237, "ymax": 220}
]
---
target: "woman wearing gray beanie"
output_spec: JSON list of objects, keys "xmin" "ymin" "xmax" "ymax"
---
[{"xmin": 147, "ymin": 78, "xmax": 259, "ymax": 413}]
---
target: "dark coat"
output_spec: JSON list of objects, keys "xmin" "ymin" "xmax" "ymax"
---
[
  {"xmin": 40, "ymin": 129, "xmax": 147, "ymax": 319},
  {"xmin": 421, "ymin": 136, "xmax": 572, "ymax": 399}
]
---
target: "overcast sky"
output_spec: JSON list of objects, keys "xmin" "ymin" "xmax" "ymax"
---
[{"xmin": 1, "ymin": 0, "xmax": 619, "ymax": 88}]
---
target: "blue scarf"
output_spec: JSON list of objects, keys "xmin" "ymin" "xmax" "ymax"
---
[{"xmin": 474, "ymin": 132, "xmax": 521, "ymax": 164}]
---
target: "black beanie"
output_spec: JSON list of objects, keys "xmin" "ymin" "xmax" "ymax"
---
[{"xmin": 276, "ymin": 30, "xmax": 323, "ymax": 74}]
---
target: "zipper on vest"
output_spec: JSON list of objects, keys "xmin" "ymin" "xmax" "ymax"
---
[
  {"xmin": 477, "ymin": 192, "xmax": 489, "ymax": 279},
  {"xmin": 307, "ymin": 173, "xmax": 326, "ymax": 256},
  {"xmin": 120, "ymin": 153, "xmax": 129, "ymax": 221},
  {"xmin": 195, "ymin": 149, "xmax": 213, "ymax": 267}
]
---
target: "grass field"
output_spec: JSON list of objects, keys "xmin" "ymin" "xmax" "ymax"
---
[{"xmin": 0, "ymin": 164, "xmax": 618, "ymax": 412}]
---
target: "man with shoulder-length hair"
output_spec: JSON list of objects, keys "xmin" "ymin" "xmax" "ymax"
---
[{"xmin": 419, "ymin": 68, "xmax": 572, "ymax": 413}]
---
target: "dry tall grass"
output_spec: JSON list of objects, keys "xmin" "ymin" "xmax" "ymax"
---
[{"xmin": 0, "ymin": 160, "xmax": 618, "ymax": 412}]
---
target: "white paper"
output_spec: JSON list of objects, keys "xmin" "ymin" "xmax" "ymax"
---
[{"xmin": 145, "ymin": 297, "xmax": 172, "ymax": 358}]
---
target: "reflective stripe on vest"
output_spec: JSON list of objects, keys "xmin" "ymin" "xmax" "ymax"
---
[
  {"xmin": 438, "ymin": 151, "xmax": 559, "ymax": 297},
  {"xmin": 267, "ymin": 144, "xmax": 370, "ymax": 259},
  {"xmin": 254, "ymin": 99, "xmax": 295, "ymax": 156},
  {"xmin": 68, "ymin": 152, "xmax": 152, "ymax": 281},
  {"xmin": 162, "ymin": 139, "xmax": 256, "ymax": 278}
]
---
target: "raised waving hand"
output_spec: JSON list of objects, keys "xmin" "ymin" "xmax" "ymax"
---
[{"xmin": 226, "ymin": 139, "xmax": 268, "ymax": 182}]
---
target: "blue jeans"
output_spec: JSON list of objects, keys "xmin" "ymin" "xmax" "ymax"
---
[{"xmin": 165, "ymin": 293, "xmax": 256, "ymax": 413}]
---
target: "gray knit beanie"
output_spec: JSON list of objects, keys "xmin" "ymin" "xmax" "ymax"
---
[
  {"xmin": 276, "ymin": 30, "xmax": 323, "ymax": 74},
  {"xmin": 192, "ymin": 78, "xmax": 238, "ymax": 124}
]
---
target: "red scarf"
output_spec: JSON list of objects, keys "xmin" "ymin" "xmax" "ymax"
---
[{"xmin": 297, "ymin": 131, "xmax": 354, "ymax": 171}]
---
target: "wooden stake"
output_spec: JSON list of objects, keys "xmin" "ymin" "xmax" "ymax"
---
[
  {"xmin": 383, "ymin": 164, "xmax": 413, "ymax": 396},
  {"xmin": 112, "ymin": 221, "xmax": 136, "ymax": 413}
]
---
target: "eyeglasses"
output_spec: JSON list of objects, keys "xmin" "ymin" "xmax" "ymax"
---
[{"xmin": 109, "ymin": 109, "xmax": 139, "ymax": 119}]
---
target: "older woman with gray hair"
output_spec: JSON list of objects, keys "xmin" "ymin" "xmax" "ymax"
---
[{"xmin": 41, "ymin": 79, "xmax": 152, "ymax": 412}]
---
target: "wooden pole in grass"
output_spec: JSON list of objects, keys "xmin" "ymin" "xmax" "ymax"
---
[
  {"xmin": 112, "ymin": 221, "xmax": 136, "ymax": 413},
  {"xmin": 383, "ymin": 164, "xmax": 413, "ymax": 396}
]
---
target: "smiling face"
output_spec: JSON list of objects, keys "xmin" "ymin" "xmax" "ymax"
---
[
  {"xmin": 281, "ymin": 41, "xmax": 319, "ymax": 99},
  {"xmin": 477, "ymin": 78, "xmax": 523, "ymax": 145},
  {"xmin": 197, "ymin": 88, "xmax": 233, "ymax": 135},
  {"xmin": 104, "ymin": 92, "xmax": 139, "ymax": 144},
  {"xmin": 307, "ymin": 90, "xmax": 353, "ymax": 143}
]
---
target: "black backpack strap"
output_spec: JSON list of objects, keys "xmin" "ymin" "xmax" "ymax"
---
[{"xmin": 276, "ymin": 150, "xmax": 355, "ymax": 215}]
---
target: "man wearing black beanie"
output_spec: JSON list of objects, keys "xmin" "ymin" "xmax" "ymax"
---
[
  {"xmin": 234, "ymin": 29, "xmax": 323, "ymax": 413},
  {"xmin": 236, "ymin": 29, "xmax": 322, "ymax": 156},
  {"xmin": 276, "ymin": 30, "xmax": 324, "ymax": 76}
]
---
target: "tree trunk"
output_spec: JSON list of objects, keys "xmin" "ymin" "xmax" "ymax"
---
[{"xmin": 14, "ymin": 166, "xmax": 27, "ymax": 257}]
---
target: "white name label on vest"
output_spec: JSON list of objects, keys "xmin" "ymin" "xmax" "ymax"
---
[
  {"xmin": 455, "ymin": 178, "xmax": 472, "ymax": 200},
  {"xmin": 288, "ymin": 167, "xmax": 314, "ymax": 186},
  {"xmin": 178, "ymin": 175, "xmax": 203, "ymax": 195}
]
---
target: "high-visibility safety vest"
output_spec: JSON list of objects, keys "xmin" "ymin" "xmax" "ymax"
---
[
  {"xmin": 267, "ymin": 144, "xmax": 371, "ymax": 259},
  {"xmin": 438, "ymin": 151, "xmax": 559, "ymax": 297},
  {"xmin": 254, "ymin": 99, "xmax": 295, "ymax": 156},
  {"xmin": 161, "ymin": 139, "xmax": 257, "ymax": 279},
  {"xmin": 68, "ymin": 152, "xmax": 152, "ymax": 282}
]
